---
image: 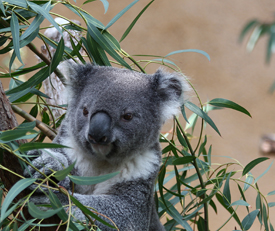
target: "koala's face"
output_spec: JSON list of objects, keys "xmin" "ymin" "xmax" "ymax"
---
[{"xmin": 65, "ymin": 64, "xmax": 187, "ymax": 162}]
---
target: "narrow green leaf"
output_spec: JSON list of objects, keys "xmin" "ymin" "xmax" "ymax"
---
[
  {"xmin": 5, "ymin": 67, "xmax": 50, "ymax": 95},
  {"xmin": 18, "ymin": 27, "xmax": 39, "ymax": 48},
  {"xmin": 208, "ymin": 98, "xmax": 251, "ymax": 117},
  {"xmin": 172, "ymin": 156, "xmax": 195, "ymax": 165},
  {"xmin": 198, "ymin": 216, "xmax": 206, "ymax": 231},
  {"xmin": 268, "ymin": 202, "xmax": 275, "ymax": 207},
  {"xmin": 266, "ymin": 29, "xmax": 275, "ymax": 64},
  {"xmin": 239, "ymin": 20, "xmax": 259, "ymax": 42},
  {"xmin": 255, "ymin": 160, "xmax": 273, "ymax": 184},
  {"xmin": 19, "ymin": 143, "xmax": 70, "ymax": 152},
  {"xmin": 1, "ymin": 62, "xmax": 46, "ymax": 78},
  {"xmin": 223, "ymin": 172, "xmax": 231, "ymax": 207},
  {"xmin": 4, "ymin": 0, "xmax": 27, "ymax": 8},
  {"xmin": 165, "ymin": 49, "xmax": 210, "ymax": 61},
  {"xmin": 243, "ymin": 173, "xmax": 254, "ymax": 191},
  {"xmin": 120, "ymin": 0, "xmax": 154, "ymax": 42},
  {"xmin": 185, "ymin": 101, "xmax": 221, "ymax": 136},
  {"xmin": 81, "ymin": 37, "xmax": 96, "ymax": 63},
  {"xmin": 229, "ymin": 200, "xmax": 250, "ymax": 207},
  {"xmin": 54, "ymin": 161, "xmax": 76, "ymax": 181},
  {"xmin": 102, "ymin": 30, "xmax": 121, "ymax": 50},
  {"xmin": 271, "ymin": 223, "xmax": 274, "ymax": 231},
  {"xmin": 263, "ymin": 203, "xmax": 269, "ymax": 231},
  {"xmin": 28, "ymin": 202, "xmax": 63, "ymax": 219},
  {"xmin": 242, "ymin": 157, "xmax": 269, "ymax": 176},
  {"xmin": 83, "ymin": 0, "xmax": 96, "ymax": 4},
  {"xmin": 0, "ymin": 25, "xmax": 28, "ymax": 33},
  {"xmin": 256, "ymin": 191, "xmax": 263, "ymax": 225},
  {"xmin": 64, "ymin": 4, "xmax": 105, "ymax": 29},
  {"xmin": 176, "ymin": 127, "xmax": 187, "ymax": 148},
  {"xmin": 1, "ymin": 178, "xmax": 36, "ymax": 222},
  {"xmin": 0, "ymin": 0, "xmax": 6, "ymax": 16},
  {"xmin": 247, "ymin": 25, "xmax": 263, "ymax": 52},
  {"xmin": 86, "ymin": 22, "xmax": 131, "ymax": 69},
  {"xmin": 242, "ymin": 210, "xmax": 260, "ymax": 230},
  {"xmin": 69, "ymin": 171, "xmax": 119, "ymax": 185},
  {"xmin": 27, "ymin": 1, "xmax": 62, "ymax": 35},
  {"xmin": 100, "ymin": 0, "xmax": 109, "ymax": 14},
  {"xmin": 267, "ymin": 190, "xmax": 275, "ymax": 196},
  {"xmin": 159, "ymin": 199, "xmax": 193, "ymax": 231},
  {"xmin": 50, "ymin": 38, "xmax": 64, "ymax": 72},
  {"xmin": 21, "ymin": 14, "xmax": 45, "ymax": 40},
  {"xmin": 48, "ymin": 190, "xmax": 78, "ymax": 231},
  {"xmin": 216, "ymin": 193, "xmax": 242, "ymax": 227},
  {"xmin": 10, "ymin": 12, "xmax": 23, "ymax": 64},
  {"xmin": 0, "ymin": 129, "xmax": 37, "ymax": 143},
  {"xmin": 237, "ymin": 183, "xmax": 249, "ymax": 212},
  {"xmin": 105, "ymin": 0, "xmax": 139, "ymax": 30},
  {"xmin": 69, "ymin": 37, "xmax": 86, "ymax": 64},
  {"xmin": 86, "ymin": 33, "xmax": 110, "ymax": 66},
  {"xmin": 17, "ymin": 121, "xmax": 36, "ymax": 130},
  {"xmin": 181, "ymin": 105, "xmax": 189, "ymax": 124}
]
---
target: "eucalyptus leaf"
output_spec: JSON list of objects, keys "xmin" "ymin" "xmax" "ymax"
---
[
  {"xmin": 27, "ymin": 1, "xmax": 63, "ymax": 35},
  {"xmin": 69, "ymin": 171, "xmax": 119, "ymax": 185},
  {"xmin": 28, "ymin": 202, "xmax": 63, "ymax": 219},
  {"xmin": 239, "ymin": 20, "xmax": 259, "ymax": 42},
  {"xmin": 242, "ymin": 210, "xmax": 260, "ymax": 230},
  {"xmin": 86, "ymin": 21, "xmax": 131, "ymax": 69},
  {"xmin": 242, "ymin": 157, "xmax": 269, "ymax": 176},
  {"xmin": 120, "ymin": 0, "xmax": 154, "ymax": 42},
  {"xmin": 0, "ymin": 178, "xmax": 36, "ymax": 222},
  {"xmin": 10, "ymin": 12, "xmax": 23, "ymax": 64},
  {"xmin": 229, "ymin": 200, "xmax": 250, "ymax": 208},
  {"xmin": 223, "ymin": 172, "xmax": 231, "ymax": 207},
  {"xmin": 165, "ymin": 49, "xmax": 210, "ymax": 61},
  {"xmin": 173, "ymin": 156, "xmax": 195, "ymax": 165},
  {"xmin": 185, "ymin": 101, "xmax": 221, "ymax": 136},
  {"xmin": 0, "ymin": 129, "xmax": 38, "ymax": 143},
  {"xmin": 54, "ymin": 162, "xmax": 76, "ymax": 181},
  {"xmin": 19, "ymin": 143, "xmax": 70, "ymax": 152},
  {"xmin": 104, "ymin": 0, "xmax": 139, "ymax": 30},
  {"xmin": 100, "ymin": 0, "xmax": 109, "ymax": 14},
  {"xmin": 208, "ymin": 98, "xmax": 251, "ymax": 117},
  {"xmin": 21, "ymin": 14, "xmax": 45, "ymax": 40},
  {"xmin": 4, "ymin": 0, "xmax": 27, "ymax": 8}
]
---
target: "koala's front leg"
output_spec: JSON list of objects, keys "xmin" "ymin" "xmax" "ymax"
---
[{"xmin": 24, "ymin": 149, "xmax": 70, "ymax": 191}]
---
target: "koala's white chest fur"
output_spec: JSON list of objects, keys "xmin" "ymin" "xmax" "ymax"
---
[{"xmin": 63, "ymin": 136, "xmax": 160, "ymax": 195}]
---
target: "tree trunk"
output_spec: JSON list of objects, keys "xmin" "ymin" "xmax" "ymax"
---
[
  {"xmin": 0, "ymin": 80, "xmax": 63, "ymax": 230},
  {"xmin": 0, "ymin": 80, "xmax": 24, "ymax": 194}
]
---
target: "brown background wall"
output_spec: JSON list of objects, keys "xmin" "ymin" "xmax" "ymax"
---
[{"xmin": 2, "ymin": 0, "xmax": 275, "ymax": 229}]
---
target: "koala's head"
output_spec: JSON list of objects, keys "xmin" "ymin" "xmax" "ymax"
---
[{"xmin": 65, "ymin": 64, "xmax": 189, "ymax": 162}]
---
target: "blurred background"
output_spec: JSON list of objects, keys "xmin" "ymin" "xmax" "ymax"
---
[{"xmin": 2, "ymin": 0, "xmax": 275, "ymax": 229}]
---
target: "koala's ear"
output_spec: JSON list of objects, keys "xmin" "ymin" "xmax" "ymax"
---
[{"xmin": 152, "ymin": 69, "xmax": 190, "ymax": 122}]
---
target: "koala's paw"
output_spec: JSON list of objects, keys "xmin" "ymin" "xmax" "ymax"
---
[{"xmin": 24, "ymin": 151, "xmax": 69, "ymax": 192}]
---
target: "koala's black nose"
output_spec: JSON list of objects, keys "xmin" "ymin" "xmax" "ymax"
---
[{"xmin": 88, "ymin": 112, "xmax": 111, "ymax": 145}]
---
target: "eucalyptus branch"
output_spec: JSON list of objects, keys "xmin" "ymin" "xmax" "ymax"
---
[
  {"xmin": 11, "ymin": 105, "xmax": 56, "ymax": 140},
  {"xmin": 174, "ymin": 116, "xmax": 209, "ymax": 231}
]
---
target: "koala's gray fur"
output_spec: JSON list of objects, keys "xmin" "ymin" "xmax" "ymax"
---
[{"xmin": 25, "ymin": 64, "xmax": 189, "ymax": 231}]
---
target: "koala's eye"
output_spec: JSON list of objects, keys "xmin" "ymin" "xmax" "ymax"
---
[
  {"xmin": 122, "ymin": 113, "xmax": 133, "ymax": 121},
  {"xmin": 83, "ymin": 107, "xmax": 89, "ymax": 117}
]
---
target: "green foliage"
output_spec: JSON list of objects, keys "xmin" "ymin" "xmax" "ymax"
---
[{"xmin": 0, "ymin": 0, "xmax": 274, "ymax": 230}]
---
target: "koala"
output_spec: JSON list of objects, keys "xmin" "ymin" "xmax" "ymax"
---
[{"xmin": 25, "ymin": 64, "xmax": 189, "ymax": 231}]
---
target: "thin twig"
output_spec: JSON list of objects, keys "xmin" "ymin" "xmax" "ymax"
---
[{"xmin": 11, "ymin": 105, "xmax": 56, "ymax": 140}]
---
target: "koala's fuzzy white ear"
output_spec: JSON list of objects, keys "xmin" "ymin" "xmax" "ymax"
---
[{"xmin": 152, "ymin": 69, "xmax": 190, "ymax": 122}]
